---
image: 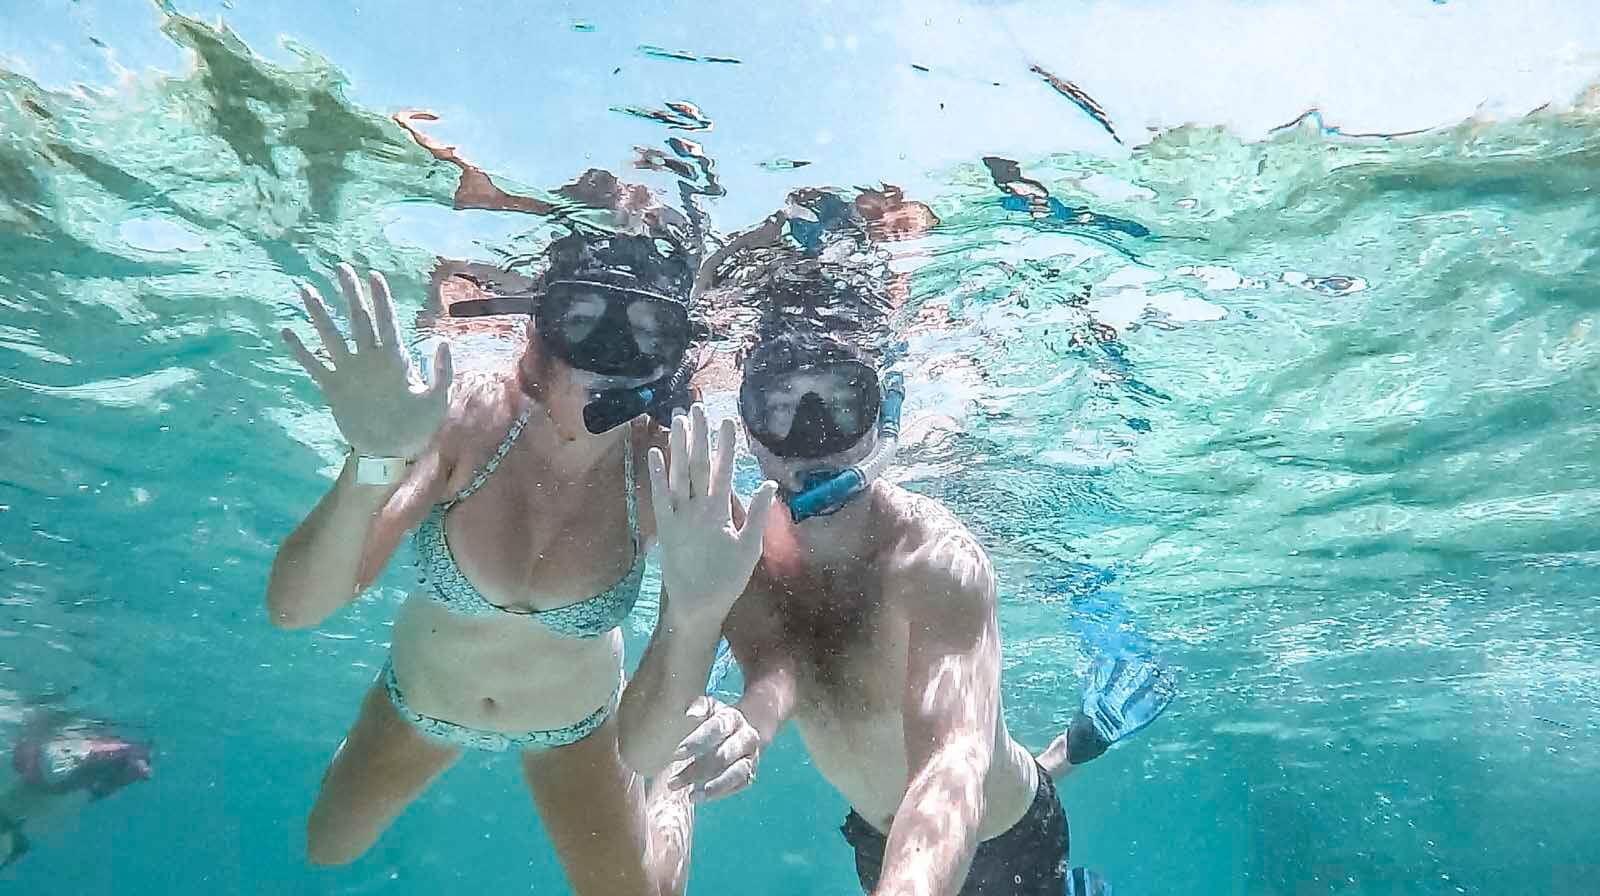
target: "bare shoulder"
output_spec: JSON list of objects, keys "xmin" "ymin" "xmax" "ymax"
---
[
  {"xmin": 439, "ymin": 368, "xmax": 522, "ymax": 443},
  {"xmin": 425, "ymin": 367, "xmax": 525, "ymax": 486},
  {"xmin": 880, "ymin": 485, "xmax": 996, "ymax": 619}
]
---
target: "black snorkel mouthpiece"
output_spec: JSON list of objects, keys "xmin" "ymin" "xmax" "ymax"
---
[{"xmin": 582, "ymin": 353, "xmax": 695, "ymax": 434}]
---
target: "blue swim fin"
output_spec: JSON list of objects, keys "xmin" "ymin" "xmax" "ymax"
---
[{"xmin": 1067, "ymin": 654, "xmax": 1175, "ymax": 763}]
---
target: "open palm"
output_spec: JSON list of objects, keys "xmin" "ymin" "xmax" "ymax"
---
[
  {"xmin": 280, "ymin": 264, "xmax": 453, "ymax": 459},
  {"xmin": 647, "ymin": 405, "xmax": 777, "ymax": 626}
]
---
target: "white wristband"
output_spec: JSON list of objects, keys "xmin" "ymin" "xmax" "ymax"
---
[{"xmin": 352, "ymin": 454, "xmax": 411, "ymax": 486}]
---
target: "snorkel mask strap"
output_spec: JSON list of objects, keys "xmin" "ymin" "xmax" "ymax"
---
[
  {"xmin": 445, "ymin": 295, "xmax": 538, "ymax": 318},
  {"xmin": 783, "ymin": 371, "xmax": 905, "ymax": 522}
]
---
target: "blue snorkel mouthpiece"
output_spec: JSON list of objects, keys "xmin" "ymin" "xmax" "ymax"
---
[
  {"xmin": 786, "ymin": 468, "xmax": 868, "ymax": 522},
  {"xmin": 784, "ymin": 372, "xmax": 905, "ymax": 522}
]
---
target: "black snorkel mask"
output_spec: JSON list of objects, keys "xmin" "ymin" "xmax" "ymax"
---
[
  {"xmin": 739, "ymin": 358, "xmax": 882, "ymax": 460},
  {"xmin": 449, "ymin": 234, "xmax": 699, "ymax": 433},
  {"xmin": 739, "ymin": 347, "xmax": 906, "ymax": 521}
]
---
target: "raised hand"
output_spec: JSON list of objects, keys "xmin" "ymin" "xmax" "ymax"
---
[
  {"xmin": 281, "ymin": 264, "xmax": 453, "ymax": 459},
  {"xmin": 646, "ymin": 405, "xmax": 777, "ymax": 627}
]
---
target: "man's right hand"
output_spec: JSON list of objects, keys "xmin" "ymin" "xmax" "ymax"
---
[
  {"xmin": 667, "ymin": 696, "xmax": 762, "ymax": 803},
  {"xmin": 280, "ymin": 264, "xmax": 453, "ymax": 460},
  {"xmin": 647, "ymin": 405, "xmax": 777, "ymax": 627}
]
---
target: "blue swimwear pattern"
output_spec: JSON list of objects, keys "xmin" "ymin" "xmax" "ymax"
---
[{"xmin": 412, "ymin": 409, "xmax": 645, "ymax": 637}]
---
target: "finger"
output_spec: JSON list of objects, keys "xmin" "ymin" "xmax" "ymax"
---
[
  {"xmin": 687, "ymin": 694, "xmax": 717, "ymax": 724},
  {"xmin": 338, "ymin": 264, "xmax": 378, "ymax": 350},
  {"xmin": 670, "ymin": 728, "xmax": 750, "ymax": 794},
  {"xmin": 647, "ymin": 447, "xmax": 673, "ymax": 527},
  {"xmin": 697, "ymin": 756, "xmax": 758, "ymax": 802},
  {"xmin": 369, "ymin": 271, "xmax": 403, "ymax": 349},
  {"xmin": 688, "ymin": 404, "xmax": 711, "ymax": 499},
  {"xmin": 280, "ymin": 329, "xmax": 331, "ymax": 383},
  {"xmin": 425, "ymin": 342, "xmax": 454, "ymax": 406},
  {"xmin": 737, "ymin": 481, "xmax": 779, "ymax": 559},
  {"xmin": 669, "ymin": 750, "xmax": 720, "ymax": 789},
  {"xmin": 674, "ymin": 706, "xmax": 736, "ymax": 759},
  {"xmin": 673, "ymin": 739, "xmax": 743, "ymax": 789},
  {"xmin": 676, "ymin": 716, "xmax": 760, "ymax": 787},
  {"xmin": 300, "ymin": 284, "xmax": 349, "ymax": 360},
  {"xmin": 668, "ymin": 413, "xmax": 690, "ymax": 499},
  {"xmin": 709, "ymin": 416, "xmax": 736, "ymax": 502}
]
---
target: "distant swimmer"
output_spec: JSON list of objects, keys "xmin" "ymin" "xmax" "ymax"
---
[{"xmin": 3, "ymin": 712, "xmax": 153, "ymax": 872}]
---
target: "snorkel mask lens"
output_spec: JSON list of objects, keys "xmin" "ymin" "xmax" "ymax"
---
[
  {"xmin": 739, "ymin": 359, "xmax": 881, "ymax": 460},
  {"xmin": 447, "ymin": 280, "xmax": 695, "ymax": 434},
  {"xmin": 540, "ymin": 280, "xmax": 689, "ymax": 380}
]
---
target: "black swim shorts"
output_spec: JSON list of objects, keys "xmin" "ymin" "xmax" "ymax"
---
[{"xmin": 839, "ymin": 761, "xmax": 1069, "ymax": 895}]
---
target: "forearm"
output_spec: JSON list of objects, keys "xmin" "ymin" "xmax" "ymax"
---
[
  {"xmin": 616, "ymin": 611, "xmax": 725, "ymax": 776},
  {"xmin": 731, "ymin": 669, "xmax": 794, "ymax": 749},
  {"xmin": 873, "ymin": 745, "xmax": 990, "ymax": 896},
  {"xmin": 265, "ymin": 457, "xmax": 395, "ymax": 629}
]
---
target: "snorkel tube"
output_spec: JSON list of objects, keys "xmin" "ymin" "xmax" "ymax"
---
[
  {"xmin": 785, "ymin": 371, "xmax": 905, "ymax": 522},
  {"xmin": 582, "ymin": 352, "xmax": 695, "ymax": 434}
]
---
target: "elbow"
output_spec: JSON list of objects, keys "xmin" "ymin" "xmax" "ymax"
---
[
  {"xmin": 265, "ymin": 550, "xmax": 354, "ymax": 630},
  {"xmin": 265, "ymin": 590, "xmax": 323, "ymax": 630},
  {"xmin": 614, "ymin": 706, "xmax": 669, "ymax": 778},
  {"xmin": 617, "ymin": 735, "xmax": 653, "ymax": 778},
  {"xmin": 917, "ymin": 740, "xmax": 993, "ymax": 807},
  {"xmin": 265, "ymin": 569, "xmax": 332, "ymax": 631}
]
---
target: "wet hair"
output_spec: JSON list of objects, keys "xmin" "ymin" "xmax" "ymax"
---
[
  {"xmin": 536, "ymin": 232, "xmax": 694, "ymax": 300},
  {"xmin": 744, "ymin": 330, "xmax": 869, "ymax": 381},
  {"xmin": 744, "ymin": 262, "xmax": 892, "ymax": 369}
]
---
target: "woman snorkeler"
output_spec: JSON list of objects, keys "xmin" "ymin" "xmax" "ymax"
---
[{"xmin": 266, "ymin": 217, "xmax": 702, "ymax": 893}]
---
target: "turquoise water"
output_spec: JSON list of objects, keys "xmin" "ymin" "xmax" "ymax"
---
[{"xmin": 3, "ymin": 4, "xmax": 1599, "ymax": 894}]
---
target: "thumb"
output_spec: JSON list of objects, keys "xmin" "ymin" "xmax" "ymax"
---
[
  {"xmin": 426, "ymin": 342, "xmax": 454, "ymax": 405},
  {"xmin": 737, "ymin": 481, "xmax": 779, "ymax": 563}
]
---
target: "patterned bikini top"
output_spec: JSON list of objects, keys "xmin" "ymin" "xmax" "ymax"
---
[{"xmin": 412, "ymin": 410, "xmax": 645, "ymax": 638}]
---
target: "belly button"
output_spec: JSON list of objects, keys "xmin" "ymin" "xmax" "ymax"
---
[{"xmin": 480, "ymin": 696, "xmax": 497, "ymax": 713}]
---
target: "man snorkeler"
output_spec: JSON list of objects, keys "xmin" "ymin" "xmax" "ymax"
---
[{"xmin": 617, "ymin": 270, "xmax": 1173, "ymax": 895}]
